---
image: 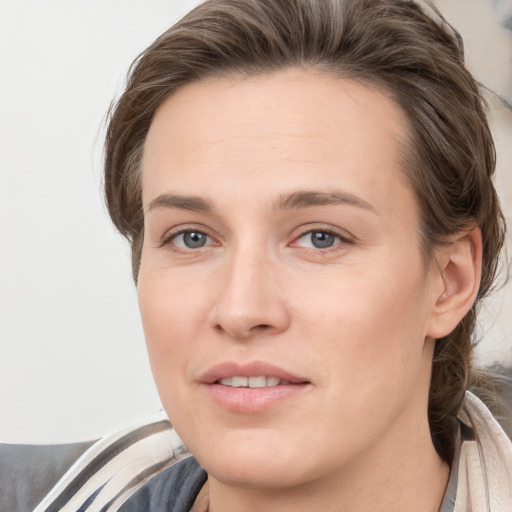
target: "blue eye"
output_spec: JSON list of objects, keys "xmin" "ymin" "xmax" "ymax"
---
[
  {"xmin": 310, "ymin": 231, "xmax": 336, "ymax": 248},
  {"xmin": 295, "ymin": 230, "xmax": 342, "ymax": 249},
  {"xmin": 171, "ymin": 231, "xmax": 211, "ymax": 249}
]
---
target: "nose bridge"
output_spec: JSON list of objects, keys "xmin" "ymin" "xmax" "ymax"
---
[{"xmin": 211, "ymin": 239, "xmax": 288, "ymax": 339}]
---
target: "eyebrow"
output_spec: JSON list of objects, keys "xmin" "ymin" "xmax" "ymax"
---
[
  {"xmin": 147, "ymin": 193, "xmax": 213, "ymax": 213},
  {"xmin": 147, "ymin": 189, "xmax": 376, "ymax": 215},
  {"xmin": 274, "ymin": 190, "xmax": 376, "ymax": 213}
]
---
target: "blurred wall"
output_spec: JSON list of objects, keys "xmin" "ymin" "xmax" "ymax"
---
[{"xmin": 1, "ymin": 0, "xmax": 511, "ymax": 443}]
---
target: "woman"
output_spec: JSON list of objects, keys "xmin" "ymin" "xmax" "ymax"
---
[{"xmin": 5, "ymin": 0, "xmax": 512, "ymax": 511}]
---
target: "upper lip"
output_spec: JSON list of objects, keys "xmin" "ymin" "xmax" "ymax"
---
[{"xmin": 199, "ymin": 361, "xmax": 309, "ymax": 384}]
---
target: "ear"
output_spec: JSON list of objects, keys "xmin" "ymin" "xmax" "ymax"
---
[{"xmin": 426, "ymin": 228, "xmax": 482, "ymax": 339}]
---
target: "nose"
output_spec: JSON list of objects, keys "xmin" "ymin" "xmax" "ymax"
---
[{"xmin": 209, "ymin": 246, "xmax": 290, "ymax": 341}]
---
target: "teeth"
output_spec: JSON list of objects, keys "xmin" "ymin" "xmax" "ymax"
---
[
  {"xmin": 266, "ymin": 376, "xmax": 280, "ymax": 386},
  {"xmin": 248, "ymin": 376, "xmax": 266, "ymax": 388},
  {"xmin": 232, "ymin": 376, "xmax": 248, "ymax": 387},
  {"xmin": 218, "ymin": 376, "xmax": 283, "ymax": 387}
]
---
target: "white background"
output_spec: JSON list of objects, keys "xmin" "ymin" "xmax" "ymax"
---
[{"xmin": 1, "ymin": 0, "xmax": 511, "ymax": 443}]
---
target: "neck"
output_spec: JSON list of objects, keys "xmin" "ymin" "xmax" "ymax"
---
[{"xmin": 205, "ymin": 414, "xmax": 450, "ymax": 512}]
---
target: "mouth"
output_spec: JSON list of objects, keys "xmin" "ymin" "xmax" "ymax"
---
[{"xmin": 200, "ymin": 361, "xmax": 311, "ymax": 413}]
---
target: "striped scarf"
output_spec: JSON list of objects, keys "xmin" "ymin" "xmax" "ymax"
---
[{"xmin": 33, "ymin": 419, "xmax": 190, "ymax": 512}]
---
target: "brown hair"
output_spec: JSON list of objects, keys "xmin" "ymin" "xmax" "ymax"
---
[{"xmin": 104, "ymin": 0, "xmax": 507, "ymax": 463}]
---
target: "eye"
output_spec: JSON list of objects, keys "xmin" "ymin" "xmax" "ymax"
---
[
  {"xmin": 168, "ymin": 230, "xmax": 212, "ymax": 249},
  {"xmin": 294, "ymin": 230, "xmax": 345, "ymax": 249}
]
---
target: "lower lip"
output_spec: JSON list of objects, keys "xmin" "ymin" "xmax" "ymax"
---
[{"xmin": 204, "ymin": 383, "xmax": 310, "ymax": 413}]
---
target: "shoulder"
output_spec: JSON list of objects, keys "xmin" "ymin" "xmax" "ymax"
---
[
  {"xmin": 16, "ymin": 419, "xmax": 204, "ymax": 512},
  {"xmin": 119, "ymin": 456, "xmax": 207, "ymax": 512},
  {"xmin": 445, "ymin": 391, "xmax": 512, "ymax": 512},
  {"xmin": 0, "ymin": 440, "xmax": 94, "ymax": 512}
]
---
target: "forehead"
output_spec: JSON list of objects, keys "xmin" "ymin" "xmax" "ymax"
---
[{"xmin": 141, "ymin": 69, "xmax": 413, "ymax": 213}]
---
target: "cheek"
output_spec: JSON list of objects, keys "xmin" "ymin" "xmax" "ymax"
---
[
  {"xmin": 137, "ymin": 269, "xmax": 203, "ymax": 407},
  {"xmin": 301, "ymin": 255, "xmax": 430, "ymax": 335},
  {"xmin": 138, "ymin": 257, "xmax": 209, "ymax": 343},
  {"xmin": 295, "ymin": 268, "xmax": 433, "ymax": 454},
  {"xmin": 297, "ymin": 257, "xmax": 433, "ymax": 389}
]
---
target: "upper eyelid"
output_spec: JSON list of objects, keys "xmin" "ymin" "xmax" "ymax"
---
[
  {"xmin": 299, "ymin": 228, "xmax": 348, "ymax": 238},
  {"xmin": 291, "ymin": 225, "xmax": 355, "ymax": 242},
  {"xmin": 162, "ymin": 224, "xmax": 214, "ymax": 240}
]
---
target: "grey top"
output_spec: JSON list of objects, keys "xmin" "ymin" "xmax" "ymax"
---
[{"xmin": 119, "ymin": 457, "xmax": 206, "ymax": 512}]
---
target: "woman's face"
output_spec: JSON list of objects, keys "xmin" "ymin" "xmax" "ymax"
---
[{"xmin": 138, "ymin": 70, "xmax": 444, "ymax": 489}]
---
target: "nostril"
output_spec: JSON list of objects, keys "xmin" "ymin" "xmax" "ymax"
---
[
  {"xmin": 253, "ymin": 324, "xmax": 272, "ymax": 331},
  {"xmin": 213, "ymin": 322, "xmax": 273, "ymax": 336}
]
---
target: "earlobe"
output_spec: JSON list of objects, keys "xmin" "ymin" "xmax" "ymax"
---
[{"xmin": 426, "ymin": 228, "xmax": 482, "ymax": 339}]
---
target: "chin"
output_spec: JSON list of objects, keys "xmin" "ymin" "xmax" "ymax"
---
[
  {"xmin": 180, "ymin": 424, "xmax": 337, "ymax": 490},
  {"xmin": 202, "ymin": 451, "xmax": 312, "ymax": 490}
]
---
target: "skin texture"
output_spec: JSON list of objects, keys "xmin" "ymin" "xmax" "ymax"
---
[{"xmin": 138, "ymin": 69, "xmax": 481, "ymax": 512}]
